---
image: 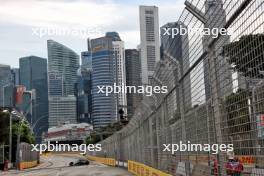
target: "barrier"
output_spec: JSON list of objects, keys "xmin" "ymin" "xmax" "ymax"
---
[
  {"xmin": 18, "ymin": 160, "xmax": 38, "ymax": 170},
  {"xmin": 128, "ymin": 160, "xmax": 172, "ymax": 176},
  {"xmin": 87, "ymin": 155, "xmax": 116, "ymax": 166}
]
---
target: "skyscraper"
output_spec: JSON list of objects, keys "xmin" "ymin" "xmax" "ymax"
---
[
  {"xmin": 91, "ymin": 36, "xmax": 117, "ymax": 129},
  {"xmin": 11, "ymin": 68, "xmax": 20, "ymax": 85},
  {"xmin": 160, "ymin": 22, "xmax": 192, "ymax": 109},
  {"xmin": 48, "ymin": 96, "xmax": 77, "ymax": 127},
  {"xmin": 139, "ymin": 5, "xmax": 160, "ymax": 85},
  {"xmin": 106, "ymin": 32, "xmax": 127, "ymax": 115},
  {"xmin": 125, "ymin": 49, "xmax": 142, "ymax": 118},
  {"xmin": 75, "ymin": 49, "xmax": 93, "ymax": 124},
  {"xmin": 47, "ymin": 40, "xmax": 79, "ymax": 127},
  {"xmin": 203, "ymin": 0, "xmax": 232, "ymax": 100},
  {"xmin": 47, "ymin": 40, "xmax": 79, "ymax": 96},
  {"xmin": 19, "ymin": 56, "xmax": 48, "ymax": 142},
  {"xmin": 48, "ymin": 72, "xmax": 64, "ymax": 96},
  {"xmin": 0, "ymin": 64, "xmax": 13, "ymax": 107}
]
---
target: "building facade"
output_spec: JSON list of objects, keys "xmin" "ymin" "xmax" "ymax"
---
[
  {"xmin": 48, "ymin": 96, "xmax": 77, "ymax": 127},
  {"xmin": 125, "ymin": 49, "xmax": 142, "ymax": 118},
  {"xmin": 48, "ymin": 71, "xmax": 64, "ymax": 96},
  {"xmin": 19, "ymin": 56, "xmax": 48, "ymax": 142},
  {"xmin": 160, "ymin": 22, "xmax": 192, "ymax": 110},
  {"xmin": 139, "ymin": 6, "xmax": 160, "ymax": 85},
  {"xmin": 106, "ymin": 32, "xmax": 127, "ymax": 115},
  {"xmin": 0, "ymin": 64, "xmax": 13, "ymax": 107},
  {"xmin": 43, "ymin": 123, "xmax": 93, "ymax": 143},
  {"xmin": 91, "ymin": 36, "xmax": 117, "ymax": 129},
  {"xmin": 11, "ymin": 68, "xmax": 20, "ymax": 86},
  {"xmin": 47, "ymin": 40, "xmax": 79, "ymax": 96},
  {"xmin": 76, "ymin": 66, "xmax": 92, "ymax": 124}
]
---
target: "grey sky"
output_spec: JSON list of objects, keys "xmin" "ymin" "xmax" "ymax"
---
[{"xmin": 0, "ymin": 0, "xmax": 185, "ymax": 68}]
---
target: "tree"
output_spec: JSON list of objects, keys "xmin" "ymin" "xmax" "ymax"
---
[
  {"xmin": 223, "ymin": 34, "xmax": 264, "ymax": 78},
  {"xmin": 85, "ymin": 122, "xmax": 124, "ymax": 144},
  {"xmin": 0, "ymin": 112, "xmax": 10, "ymax": 145}
]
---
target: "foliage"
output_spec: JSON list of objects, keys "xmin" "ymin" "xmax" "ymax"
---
[
  {"xmin": 223, "ymin": 34, "xmax": 264, "ymax": 78},
  {"xmin": 86, "ymin": 122, "xmax": 124, "ymax": 144},
  {"xmin": 0, "ymin": 112, "xmax": 10, "ymax": 144},
  {"xmin": 12, "ymin": 121, "xmax": 35, "ymax": 144}
]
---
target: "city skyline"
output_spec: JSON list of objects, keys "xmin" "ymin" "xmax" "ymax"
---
[{"xmin": 0, "ymin": 0, "xmax": 184, "ymax": 68}]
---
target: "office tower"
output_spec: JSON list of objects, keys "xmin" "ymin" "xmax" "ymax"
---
[
  {"xmin": 19, "ymin": 56, "xmax": 48, "ymax": 142},
  {"xmin": 47, "ymin": 40, "xmax": 79, "ymax": 127},
  {"xmin": 48, "ymin": 72, "xmax": 64, "ymax": 96},
  {"xmin": 47, "ymin": 39, "xmax": 79, "ymax": 96},
  {"xmin": 76, "ymin": 66, "xmax": 92, "ymax": 123},
  {"xmin": 76, "ymin": 49, "xmax": 93, "ymax": 124},
  {"xmin": 203, "ymin": 0, "xmax": 232, "ymax": 100},
  {"xmin": 139, "ymin": 5, "xmax": 160, "ymax": 85},
  {"xmin": 0, "ymin": 64, "xmax": 13, "ymax": 107},
  {"xmin": 81, "ymin": 51, "xmax": 92, "ymax": 69},
  {"xmin": 125, "ymin": 49, "xmax": 142, "ymax": 118},
  {"xmin": 11, "ymin": 68, "xmax": 20, "ymax": 85},
  {"xmin": 48, "ymin": 96, "xmax": 77, "ymax": 127},
  {"xmin": 160, "ymin": 22, "xmax": 192, "ymax": 109},
  {"xmin": 106, "ymin": 32, "xmax": 127, "ymax": 115},
  {"xmin": 91, "ymin": 36, "xmax": 117, "ymax": 129}
]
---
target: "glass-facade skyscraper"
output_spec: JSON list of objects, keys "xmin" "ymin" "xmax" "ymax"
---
[
  {"xmin": 75, "ymin": 50, "xmax": 93, "ymax": 124},
  {"xmin": 0, "ymin": 64, "xmax": 13, "ymax": 107},
  {"xmin": 47, "ymin": 40, "xmax": 79, "ymax": 127},
  {"xmin": 47, "ymin": 40, "xmax": 79, "ymax": 96},
  {"xmin": 106, "ymin": 32, "xmax": 127, "ymax": 115},
  {"xmin": 48, "ymin": 71, "xmax": 64, "ymax": 96},
  {"xmin": 19, "ymin": 56, "xmax": 48, "ymax": 142},
  {"xmin": 91, "ymin": 37, "xmax": 117, "ymax": 129},
  {"xmin": 125, "ymin": 49, "xmax": 142, "ymax": 119}
]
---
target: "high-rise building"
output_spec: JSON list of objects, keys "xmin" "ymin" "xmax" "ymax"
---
[
  {"xmin": 19, "ymin": 56, "xmax": 48, "ymax": 142},
  {"xmin": 11, "ymin": 68, "xmax": 20, "ymax": 85},
  {"xmin": 125, "ymin": 49, "xmax": 142, "ymax": 118},
  {"xmin": 139, "ymin": 5, "xmax": 160, "ymax": 85},
  {"xmin": 106, "ymin": 32, "xmax": 127, "ymax": 115},
  {"xmin": 160, "ymin": 22, "xmax": 192, "ymax": 109},
  {"xmin": 91, "ymin": 36, "xmax": 117, "ymax": 129},
  {"xmin": 47, "ymin": 40, "xmax": 79, "ymax": 96},
  {"xmin": 47, "ymin": 40, "xmax": 79, "ymax": 127},
  {"xmin": 76, "ymin": 67, "xmax": 92, "ymax": 124},
  {"xmin": 75, "ymin": 42, "xmax": 93, "ymax": 124},
  {"xmin": 48, "ymin": 96, "xmax": 77, "ymax": 127},
  {"xmin": 203, "ymin": 0, "xmax": 232, "ymax": 100},
  {"xmin": 48, "ymin": 72, "xmax": 64, "ymax": 96},
  {"xmin": 0, "ymin": 64, "xmax": 13, "ymax": 107}
]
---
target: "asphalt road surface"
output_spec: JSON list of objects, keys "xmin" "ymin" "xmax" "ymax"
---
[{"xmin": 1, "ymin": 154, "xmax": 133, "ymax": 176}]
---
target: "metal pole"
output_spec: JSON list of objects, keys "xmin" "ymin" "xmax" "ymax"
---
[
  {"xmin": 16, "ymin": 119, "xmax": 23, "ymax": 168},
  {"xmin": 9, "ymin": 113, "xmax": 12, "ymax": 165},
  {"xmin": 2, "ymin": 86, "xmax": 4, "ymax": 107}
]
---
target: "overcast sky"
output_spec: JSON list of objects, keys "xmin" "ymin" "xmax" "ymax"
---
[{"xmin": 0, "ymin": 0, "xmax": 185, "ymax": 68}]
